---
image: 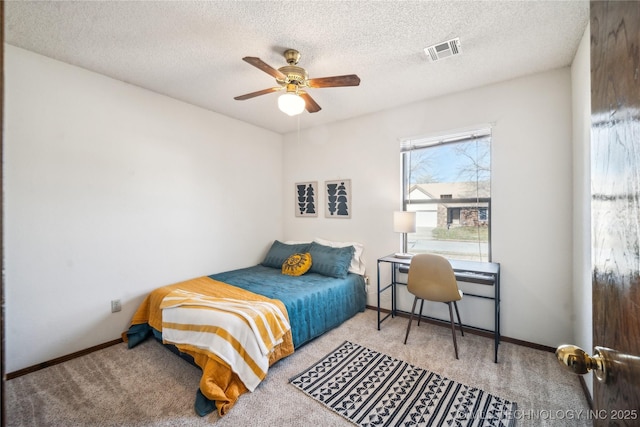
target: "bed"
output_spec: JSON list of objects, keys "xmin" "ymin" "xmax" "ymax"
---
[{"xmin": 123, "ymin": 239, "xmax": 367, "ymax": 417}]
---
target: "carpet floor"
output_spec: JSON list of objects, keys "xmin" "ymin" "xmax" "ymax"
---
[{"xmin": 5, "ymin": 309, "xmax": 590, "ymax": 426}]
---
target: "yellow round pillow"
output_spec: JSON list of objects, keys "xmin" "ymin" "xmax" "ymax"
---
[{"xmin": 282, "ymin": 253, "xmax": 312, "ymax": 276}]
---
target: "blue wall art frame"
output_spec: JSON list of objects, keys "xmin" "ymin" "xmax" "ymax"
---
[
  {"xmin": 325, "ymin": 179, "xmax": 351, "ymax": 219},
  {"xmin": 295, "ymin": 181, "xmax": 318, "ymax": 217}
]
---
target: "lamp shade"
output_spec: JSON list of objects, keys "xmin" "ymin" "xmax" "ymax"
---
[
  {"xmin": 278, "ymin": 93, "xmax": 306, "ymax": 116},
  {"xmin": 393, "ymin": 211, "xmax": 416, "ymax": 233}
]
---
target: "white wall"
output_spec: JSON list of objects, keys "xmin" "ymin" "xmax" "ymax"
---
[
  {"xmin": 4, "ymin": 46, "xmax": 283, "ymax": 373},
  {"xmin": 282, "ymin": 68, "xmax": 575, "ymax": 347},
  {"xmin": 571, "ymin": 23, "xmax": 593, "ymax": 397}
]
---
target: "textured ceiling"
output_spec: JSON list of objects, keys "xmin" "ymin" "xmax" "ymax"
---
[{"xmin": 5, "ymin": 1, "xmax": 589, "ymax": 134}]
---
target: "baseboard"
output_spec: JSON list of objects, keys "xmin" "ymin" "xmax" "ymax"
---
[
  {"xmin": 368, "ymin": 305, "xmax": 556, "ymax": 353},
  {"xmin": 5, "ymin": 338, "xmax": 123, "ymax": 380}
]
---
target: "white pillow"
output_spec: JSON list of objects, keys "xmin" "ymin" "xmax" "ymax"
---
[{"xmin": 313, "ymin": 237, "xmax": 366, "ymax": 276}]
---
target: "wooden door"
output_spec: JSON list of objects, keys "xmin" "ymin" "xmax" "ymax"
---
[{"xmin": 591, "ymin": 0, "xmax": 640, "ymax": 424}]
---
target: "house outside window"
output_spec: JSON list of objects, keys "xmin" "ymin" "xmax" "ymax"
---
[{"xmin": 400, "ymin": 128, "xmax": 492, "ymax": 262}]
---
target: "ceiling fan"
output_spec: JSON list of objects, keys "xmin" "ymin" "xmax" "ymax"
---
[{"xmin": 234, "ymin": 49, "xmax": 361, "ymax": 116}]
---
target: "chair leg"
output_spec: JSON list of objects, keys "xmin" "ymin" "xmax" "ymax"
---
[
  {"xmin": 453, "ymin": 301, "xmax": 464, "ymax": 337},
  {"xmin": 447, "ymin": 302, "xmax": 459, "ymax": 359},
  {"xmin": 417, "ymin": 299, "xmax": 425, "ymax": 326},
  {"xmin": 404, "ymin": 296, "xmax": 419, "ymax": 344}
]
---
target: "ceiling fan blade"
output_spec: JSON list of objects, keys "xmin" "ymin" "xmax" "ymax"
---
[
  {"xmin": 307, "ymin": 74, "xmax": 361, "ymax": 88},
  {"xmin": 234, "ymin": 87, "xmax": 282, "ymax": 100},
  {"xmin": 242, "ymin": 57, "xmax": 287, "ymax": 80},
  {"xmin": 299, "ymin": 91, "xmax": 322, "ymax": 113}
]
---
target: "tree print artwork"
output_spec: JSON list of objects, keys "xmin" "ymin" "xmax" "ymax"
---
[
  {"xmin": 325, "ymin": 179, "xmax": 351, "ymax": 218},
  {"xmin": 295, "ymin": 181, "xmax": 318, "ymax": 217}
]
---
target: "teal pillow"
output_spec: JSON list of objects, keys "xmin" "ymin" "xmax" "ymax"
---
[
  {"xmin": 308, "ymin": 241, "xmax": 355, "ymax": 279},
  {"xmin": 262, "ymin": 240, "xmax": 311, "ymax": 269}
]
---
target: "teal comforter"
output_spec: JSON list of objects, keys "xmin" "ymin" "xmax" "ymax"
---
[{"xmin": 209, "ymin": 264, "xmax": 367, "ymax": 349}]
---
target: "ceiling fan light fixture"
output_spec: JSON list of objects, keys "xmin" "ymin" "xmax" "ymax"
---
[{"xmin": 278, "ymin": 93, "xmax": 305, "ymax": 116}]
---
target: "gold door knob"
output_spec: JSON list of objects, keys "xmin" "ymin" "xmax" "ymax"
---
[{"xmin": 555, "ymin": 344, "xmax": 608, "ymax": 383}]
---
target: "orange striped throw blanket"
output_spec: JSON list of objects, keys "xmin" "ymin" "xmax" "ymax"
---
[
  {"xmin": 123, "ymin": 277, "xmax": 294, "ymax": 416},
  {"xmin": 160, "ymin": 289, "xmax": 291, "ymax": 391}
]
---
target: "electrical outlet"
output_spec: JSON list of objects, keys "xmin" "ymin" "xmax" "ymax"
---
[{"xmin": 111, "ymin": 299, "xmax": 122, "ymax": 313}]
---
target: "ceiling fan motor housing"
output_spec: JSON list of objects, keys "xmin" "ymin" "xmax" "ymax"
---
[{"xmin": 277, "ymin": 65, "xmax": 308, "ymax": 87}]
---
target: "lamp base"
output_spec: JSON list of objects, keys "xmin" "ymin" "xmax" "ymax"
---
[{"xmin": 394, "ymin": 252, "xmax": 415, "ymax": 259}]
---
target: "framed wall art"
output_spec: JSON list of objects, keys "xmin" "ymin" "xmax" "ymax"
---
[
  {"xmin": 325, "ymin": 179, "xmax": 351, "ymax": 218},
  {"xmin": 295, "ymin": 181, "xmax": 318, "ymax": 217}
]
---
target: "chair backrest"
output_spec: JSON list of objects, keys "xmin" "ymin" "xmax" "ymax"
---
[{"xmin": 407, "ymin": 254, "xmax": 461, "ymax": 302}]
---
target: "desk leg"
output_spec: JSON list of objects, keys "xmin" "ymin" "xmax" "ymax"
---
[
  {"xmin": 377, "ymin": 261, "xmax": 381, "ymax": 330},
  {"xmin": 494, "ymin": 274, "xmax": 500, "ymax": 363},
  {"xmin": 391, "ymin": 263, "xmax": 396, "ymax": 317}
]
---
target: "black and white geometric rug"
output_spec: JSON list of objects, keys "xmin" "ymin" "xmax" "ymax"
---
[{"xmin": 289, "ymin": 341, "xmax": 517, "ymax": 427}]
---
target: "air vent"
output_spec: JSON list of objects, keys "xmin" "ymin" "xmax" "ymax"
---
[{"xmin": 424, "ymin": 38, "xmax": 462, "ymax": 62}]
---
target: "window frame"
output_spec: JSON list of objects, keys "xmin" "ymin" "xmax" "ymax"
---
[{"xmin": 400, "ymin": 128, "xmax": 493, "ymax": 262}]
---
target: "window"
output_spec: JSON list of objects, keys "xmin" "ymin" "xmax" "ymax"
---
[{"xmin": 400, "ymin": 128, "xmax": 491, "ymax": 262}]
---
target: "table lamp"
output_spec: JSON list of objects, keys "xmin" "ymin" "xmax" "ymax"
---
[{"xmin": 394, "ymin": 211, "xmax": 416, "ymax": 258}]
